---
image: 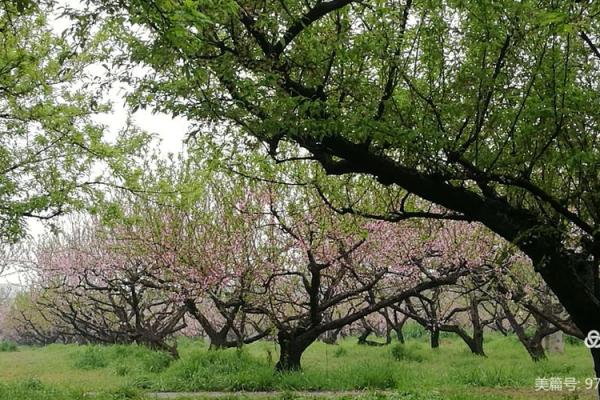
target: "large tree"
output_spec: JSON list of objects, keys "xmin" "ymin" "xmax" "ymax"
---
[{"xmin": 81, "ymin": 0, "xmax": 600, "ymax": 381}]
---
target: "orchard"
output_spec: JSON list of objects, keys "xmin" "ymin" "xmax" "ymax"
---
[{"xmin": 1, "ymin": 1, "xmax": 600, "ymax": 400}]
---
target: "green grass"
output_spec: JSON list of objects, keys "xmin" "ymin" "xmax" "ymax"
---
[
  {"xmin": 0, "ymin": 378, "xmax": 145, "ymax": 400},
  {"xmin": 0, "ymin": 379, "xmax": 531, "ymax": 400},
  {"xmin": 0, "ymin": 332, "xmax": 595, "ymax": 399},
  {"xmin": 0, "ymin": 340, "xmax": 17, "ymax": 352}
]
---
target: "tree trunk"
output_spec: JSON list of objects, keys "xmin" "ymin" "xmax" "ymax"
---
[
  {"xmin": 468, "ymin": 299, "xmax": 485, "ymax": 356},
  {"xmin": 275, "ymin": 330, "xmax": 316, "ymax": 372},
  {"xmin": 430, "ymin": 327, "xmax": 440, "ymax": 349},
  {"xmin": 357, "ymin": 326, "xmax": 373, "ymax": 345},
  {"xmin": 591, "ymin": 348, "xmax": 600, "ymax": 399},
  {"xmin": 208, "ymin": 334, "xmax": 228, "ymax": 350},
  {"xmin": 526, "ymin": 339, "xmax": 547, "ymax": 362},
  {"xmin": 452, "ymin": 328, "xmax": 485, "ymax": 356},
  {"xmin": 383, "ymin": 309, "xmax": 405, "ymax": 344},
  {"xmin": 385, "ymin": 326, "xmax": 392, "ymax": 344},
  {"xmin": 465, "ymin": 335, "xmax": 485, "ymax": 357},
  {"xmin": 396, "ymin": 327, "xmax": 405, "ymax": 344},
  {"xmin": 472, "ymin": 331, "xmax": 485, "ymax": 356},
  {"xmin": 276, "ymin": 342, "xmax": 303, "ymax": 371}
]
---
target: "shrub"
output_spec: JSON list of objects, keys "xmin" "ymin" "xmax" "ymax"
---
[
  {"xmin": 390, "ymin": 344, "xmax": 424, "ymax": 363},
  {"xmin": 565, "ymin": 335, "xmax": 583, "ymax": 346},
  {"xmin": 0, "ymin": 340, "xmax": 18, "ymax": 352},
  {"xmin": 73, "ymin": 346, "xmax": 108, "ymax": 369},
  {"xmin": 139, "ymin": 350, "xmax": 172, "ymax": 373}
]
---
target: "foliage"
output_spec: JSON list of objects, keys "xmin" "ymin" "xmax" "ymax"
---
[
  {"xmin": 0, "ymin": 1, "xmax": 147, "ymax": 241},
  {"xmin": 76, "ymin": 0, "xmax": 600, "ymax": 343},
  {"xmin": 0, "ymin": 340, "xmax": 17, "ymax": 352},
  {"xmin": 389, "ymin": 344, "xmax": 424, "ymax": 363}
]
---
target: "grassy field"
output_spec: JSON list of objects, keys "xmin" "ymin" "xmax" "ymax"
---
[{"xmin": 0, "ymin": 330, "xmax": 595, "ymax": 400}]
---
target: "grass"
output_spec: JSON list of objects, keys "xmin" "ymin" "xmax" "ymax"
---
[
  {"xmin": 0, "ymin": 331, "xmax": 595, "ymax": 399},
  {"xmin": 0, "ymin": 340, "xmax": 17, "ymax": 352},
  {"xmin": 0, "ymin": 379, "xmax": 537, "ymax": 400}
]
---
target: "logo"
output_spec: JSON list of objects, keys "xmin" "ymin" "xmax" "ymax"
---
[{"xmin": 584, "ymin": 330, "xmax": 600, "ymax": 349}]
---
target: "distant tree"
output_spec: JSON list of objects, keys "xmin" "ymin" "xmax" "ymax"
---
[
  {"xmin": 488, "ymin": 257, "xmax": 583, "ymax": 361},
  {"xmin": 31, "ymin": 220, "xmax": 187, "ymax": 357},
  {"xmin": 107, "ymin": 164, "xmax": 274, "ymax": 350},
  {"xmin": 400, "ymin": 280, "xmax": 493, "ymax": 356},
  {"xmin": 355, "ymin": 315, "xmax": 390, "ymax": 347},
  {"xmin": 4, "ymin": 289, "xmax": 74, "ymax": 345},
  {"xmin": 374, "ymin": 223, "xmax": 499, "ymax": 355},
  {"xmin": 239, "ymin": 189, "xmax": 473, "ymax": 371}
]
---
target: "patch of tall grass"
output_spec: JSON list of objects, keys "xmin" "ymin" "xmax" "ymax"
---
[
  {"xmin": 72, "ymin": 344, "xmax": 173, "ymax": 374},
  {"xmin": 0, "ymin": 340, "xmax": 17, "ymax": 352}
]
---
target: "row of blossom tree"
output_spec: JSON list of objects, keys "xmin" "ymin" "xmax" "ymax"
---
[{"xmin": 4, "ymin": 166, "xmax": 580, "ymax": 370}]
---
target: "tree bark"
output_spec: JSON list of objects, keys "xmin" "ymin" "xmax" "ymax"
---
[
  {"xmin": 468, "ymin": 298, "xmax": 486, "ymax": 356},
  {"xmin": 357, "ymin": 326, "xmax": 372, "ymax": 345},
  {"xmin": 395, "ymin": 327, "xmax": 405, "ymax": 344},
  {"xmin": 389, "ymin": 309, "xmax": 407, "ymax": 344},
  {"xmin": 208, "ymin": 333, "xmax": 229, "ymax": 350},
  {"xmin": 526, "ymin": 339, "xmax": 547, "ymax": 362},
  {"xmin": 430, "ymin": 327, "xmax": 440, "ymax": 349},
  {"xmin": 463, "ymin": 334, "xmax": 485, "ymax": 356},
  {"xmin": 591, "ymin": 348, "xmax": 600, "ymax": 399},
  {"xmin": 500, "ymin": 299, "xmax": 552, "ymax": 362},
  {"xmin": 469, "ymin": 338, "xmax": 485, "ymax": 356},
  {"xmin": 275, "ymin": 330, "xmax": 317, "ymax": 372},
  {"xmin": 276, "ymin": 341, "xmax": 303, "ymax": 371},
  {"xmin": 445, "ymin": 325, "xmax": 486, "ymax": 356}
]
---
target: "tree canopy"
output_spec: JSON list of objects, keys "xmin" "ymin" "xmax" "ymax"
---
[
  {"xmin": 0, "ymin": 1, "xmax": 145, "ymax": 241},
  {"xmin": 77, "ymin": 0, "xmax": 600, "ymax": 331},
  {"xmin": 5, "ymin": 0, "xmax": 600, "ymax": 385}
]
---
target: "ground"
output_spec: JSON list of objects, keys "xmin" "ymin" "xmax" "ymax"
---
[{"xmin": 0, "ymin": 329, "xmax": 595, "ymax": 400}]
